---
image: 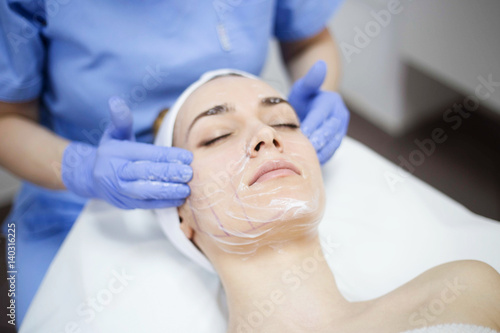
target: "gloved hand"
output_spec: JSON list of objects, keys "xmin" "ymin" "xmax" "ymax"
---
[
  {"xmin": 288, "ymin": 60, "xmax": 350, "ymax": 165},
  {"xmin": 61, "ymin": 97, "xmax": 193, "ymax": 209}
]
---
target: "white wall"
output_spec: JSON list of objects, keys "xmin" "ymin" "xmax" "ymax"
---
[
  {"xmin": 400, "ymin": 0, "xmax": 500, "ymax": 112},
  {"xmin": 328, "ymin": 0, "xmax": 500, "ymax": 135}
]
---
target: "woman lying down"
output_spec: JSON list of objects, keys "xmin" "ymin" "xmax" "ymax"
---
[{"xmin": 153, "ymin": 69, "xmax": 500, "ymax": 333}]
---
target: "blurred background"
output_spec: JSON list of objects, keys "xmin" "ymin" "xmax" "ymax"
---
[{"xmin": 0, "ymin": 0, "xmax": 499, "ymax": 331}]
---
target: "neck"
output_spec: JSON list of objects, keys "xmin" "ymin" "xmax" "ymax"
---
[{"xmin": 215, "ymin": 234, "xmax": 358, "ymax": 333}]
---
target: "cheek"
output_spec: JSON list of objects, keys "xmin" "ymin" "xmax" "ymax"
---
[
  {"xmin": 188, "ymin": 144, "xmax": 248, "ymax": 202},
  {"xmin": 183, "ymin": 147, "xmax": 253, "ymax": 246},
  {"xmin": 283, "ymin": 134, "xmax": 324, "ymax": 194},
  {"xmin": 283, "ymin": 133, "xmax": 319, "ymax": 165}
]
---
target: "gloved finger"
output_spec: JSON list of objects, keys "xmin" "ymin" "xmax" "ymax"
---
[
  {"xmin": 126, "ymin": 198, "xmax": 186, "ymax": 210},
  {"xmin": 102, "ymin": 96, "xmax": 135, "ymax": 142},
  {"xmin": 308, "ymin": 116, "xmax": 341, "ymax": 152},
  {"xmin": 299, "ymin": 60, "xmax": 327, "ymax": 94},
  {"xmin": 300, "ymin": 93, "xmax": 333, "ymax": 137},
  {"xmin": 119, "ymin": 161, "xmax": 193, "ymax": 183},
  {"xmin": 288, "ymin": 60, "xmax": 327, "ymax": 120},
  {"xmin": 119, "ymin": 180, "xmax": 191, "ymax": 200},
  {"xmin": 328, "ymin": 93, "xmax": 350, "ymax": 129},
  {"xmin": 317, "ymin": 109, "xmax": 349, "ymax": 164},
  {"xmin": 108, "ymin": 141, "xmax": 193, "ymax": 164},
  {"xmin": 317, "ymin": 134, "xmax": 342, "ymax": 165},
  {"xmin": 290, "ymin": 60, "xmax": 327, "ymax": 101}
]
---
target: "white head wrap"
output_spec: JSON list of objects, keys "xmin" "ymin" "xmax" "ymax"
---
[{"xmin": 154, "ymin": 69, "xmax": 260, "ymax": 274}]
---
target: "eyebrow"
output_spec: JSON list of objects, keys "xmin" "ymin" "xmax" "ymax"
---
[{"xmin": 185, "ymin": 96, "xmax": 292, "ymax": 142}]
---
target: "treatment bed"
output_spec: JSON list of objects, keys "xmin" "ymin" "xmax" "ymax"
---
[{"xmin": 20, "ymin": 136, "xmax": 500, "ymax": 333}]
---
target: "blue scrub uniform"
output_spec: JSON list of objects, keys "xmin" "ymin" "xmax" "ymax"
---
[{"xmin": 0, "ymin": 0, "xmax": 341, "ymax": 326}]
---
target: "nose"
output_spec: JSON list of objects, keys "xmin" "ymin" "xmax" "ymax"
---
[{"xmin": 248, "ymin": 126, "xmax": 284, "ymax": 158}]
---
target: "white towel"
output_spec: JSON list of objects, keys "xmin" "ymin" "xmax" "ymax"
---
[{"xmin": 401, "ymin": 324, "xmax": 499, "ymax": 333}]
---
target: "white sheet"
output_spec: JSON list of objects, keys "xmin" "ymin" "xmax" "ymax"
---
[{"xmin": 20, "ymin": 137, "xmax": 500, "ymax": 333}]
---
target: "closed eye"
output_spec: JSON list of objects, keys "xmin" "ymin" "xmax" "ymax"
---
[
  {"xmin": 271, "ymin": 123, "xmax": 299, "ymax": 129},
  {"xmin": 201, "ymin": 133, "xmax": 232, "ymax": 147}
]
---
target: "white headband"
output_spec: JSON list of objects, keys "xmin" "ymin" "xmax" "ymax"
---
[{"xmin": 154, "ymin": 69, "xmax": 260, "ymax": 274}]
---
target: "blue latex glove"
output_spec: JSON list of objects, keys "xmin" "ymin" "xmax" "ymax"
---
[
  {"xmin": 61, "ymin": 97, "xmax": 193, "ymax": 209},
  {"xmin": 288, "ymin": 60, "xmax": 350, "ymax": 165}
]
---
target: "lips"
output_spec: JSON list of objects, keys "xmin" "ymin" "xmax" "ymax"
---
[{"xmin": 249, "ymin": 160, "xmax": 301, "ymax": 186}]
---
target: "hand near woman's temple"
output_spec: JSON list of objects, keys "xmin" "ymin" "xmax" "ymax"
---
[{"xmin": 289, "ymin": 60, "xmax": 350, "ymax": 164}]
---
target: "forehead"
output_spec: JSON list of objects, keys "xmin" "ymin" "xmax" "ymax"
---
[{"xmin": 176, "ymin": 76, "xmax": 281, "ymax": 125}]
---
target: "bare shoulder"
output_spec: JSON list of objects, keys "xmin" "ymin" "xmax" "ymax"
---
[
  {"xmin": 437, "ymin": 260, "xmax": 500, "ymax": 299},
  {"xmin": 421, "ymin": 260, "xmax": 500, "ymax": 328},
  {"xmin": 428, "ymin": 260, "xmax": 500, "ymax": 282},
  {"xmin": 454, "ymin": 260, "xmax": 500, "ymax": 324},
  {"xmin": 355, "ymin": 260, "xmax": 500, "ymax": 333}
]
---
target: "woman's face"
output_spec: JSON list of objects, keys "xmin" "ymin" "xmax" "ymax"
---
[{"xmin": 173, "ymin": 76, "xmax": 325, "ymax": 257}]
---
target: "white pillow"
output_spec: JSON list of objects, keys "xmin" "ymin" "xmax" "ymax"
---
[{"xmin": 21, "ymin": 137, "xmax": 500, "ymax": 333}]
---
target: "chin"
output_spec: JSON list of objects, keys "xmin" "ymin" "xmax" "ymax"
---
[
  {"xmin": 241, "ymin": 176, "xmax": 323, "ymax": 208},
  {"xmin": 187, "ymin": 170, "xmax": 326, "ymax": 257},
  {"xmin": 202, "ymin": 185, "xmax": 326, "ymax": 256}
]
